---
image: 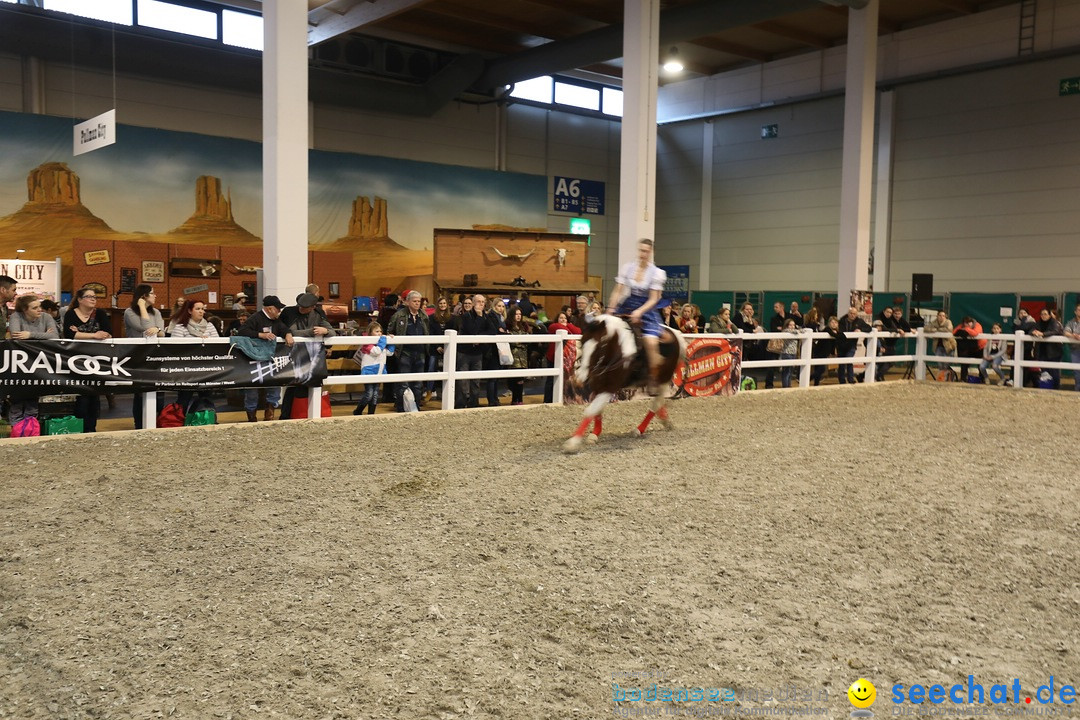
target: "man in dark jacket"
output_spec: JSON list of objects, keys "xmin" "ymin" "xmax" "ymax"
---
[
  {"xmin": 1013, "ymin": 308, "xmax": 1038, "ymax": 386},
  {"xmin": 386, "ymin": 290, "xmax": 430, "ymax": 411},
  {"xmin": 235, "ymin": 295, "xmax": 295, "ymax": 422},
  {"xmin": 836, "ymin": 305, "xmax": 870, "ymax": 385},
  {"xmin": 279, "ymin": 293, "xmax": 337, "ymax": 418},
  {"xmin": 455, "ymin": 294, "xmax": 501, "ymax": 408}
]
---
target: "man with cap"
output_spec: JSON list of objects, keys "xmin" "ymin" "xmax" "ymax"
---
[
  {"xmin": 231, "ymin": 292, "xmax": 248, "ymax": 311},
  {"xmin": 235, "ymin": 295, "xmax": 295, "ymax": 422},
  {"xmin": 279, "ymin": 293, "xmax": 338, "ymax": 418}
]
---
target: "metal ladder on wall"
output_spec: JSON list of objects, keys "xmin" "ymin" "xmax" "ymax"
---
[{"xmin": 1018, "ymin": 0, "xmax": 1037, "ymax": 56}]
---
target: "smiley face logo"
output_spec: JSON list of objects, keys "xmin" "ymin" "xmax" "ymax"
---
[{"xmin": 848, "ymin": 678, "xmax": 876, "ymax": 709}]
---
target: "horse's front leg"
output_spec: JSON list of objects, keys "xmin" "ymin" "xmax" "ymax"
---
[{"xmin": 562, "ymin": 392, "xmax": 611, "ymax": 453}]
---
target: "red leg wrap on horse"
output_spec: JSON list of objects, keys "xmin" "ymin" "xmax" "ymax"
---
[
  {"xmin": 658, "ymin": 406, "xmax": 669, "ymax": 421},
  {"xmin": 572, "ymin": 416, "xmax": 593, "ymax": 438},
  {"xmin": 637, "ymin": 411, "xmax": 655, "ymax": 435},
  {"xmin": 593, "ymin": 416, "xmax": 602, "ymax": 436}
]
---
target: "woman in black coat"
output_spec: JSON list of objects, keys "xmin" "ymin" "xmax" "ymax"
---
[
  {"xmin": 62, "ymin": 287, "xmax": 113, "ymax": 432},
  {"xmin": 1033, "ymin": 308, "xmax": 1064, "ymax": 389}
]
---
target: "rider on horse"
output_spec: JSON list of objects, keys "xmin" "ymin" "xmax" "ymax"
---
[{"xmin": 606, "ymin": 238, "xmax": 667, "ymax": 394}]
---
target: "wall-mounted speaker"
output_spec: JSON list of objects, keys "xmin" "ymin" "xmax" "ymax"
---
[{"xmin": 911, "ymin": 273, "xmax": 934, "ymax": 302}]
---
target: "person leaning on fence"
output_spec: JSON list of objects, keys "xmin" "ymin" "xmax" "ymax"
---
[
  {"xmin": 426, "ymin": 297, "xmax": 452, "ymax": 403},
  {"xmin": 779, "ymin": 317, "xmax": 800, "ymax": 388},
  {"xmin": 385, "ymin": 290, "xmax": 429, "ymax": 412},
  {"xmin": 62, "ymin": 287, "xmax": 112, "ymax": 432},
  {"xmin": 484, "ymin": 296, "xmax": 509, "ymax": 406},
  {"xmin": 124, "ymin": 286, "xmax": 167, "ymax": 429},
  {"xmin": 951, "ymin": 316, "xmax": 984, "ymax": 381},
  {"xmin": 166, "ymin": 299, "xmax": 220, "ymax": 417},
  {"xmin": 352, "ymin": 321, "xmax": 394, "ymax": 415},
  {"xmin": 811, "ymin": 316, "xmax": 840, "ymax": 386},
  {"xmin": 235, "ymin": 295, "xmax": 294, "ymax": 422},
  {"xmin": 836, "ymin": 306, "xmax": 871, "ymax": 385},
  {"xmin": 979, "ymin": 323, "xmax": 1010, "ymax": 385},
  {"xmin": 0, "ymin": 274, "xmax": 16, "ymax": 338},
  {"xmin": 505, "ymin": 305, "xmax": 533, "ymax": 405},
  {"xmin": 708, "ymin": 306, "xmax": 736, "ymax": 334},
  {"xmin": 1032, "ymin": 308, "xmax": 1065, "ymax": 389},
  {"xmin": 8, "ymin": 295, "xmax": 59, "ymax": 425},
  {"xmin": 764, "ymin": 301, "xmax": 789, "ymax": 389},
  {"xmin": 1064, "ymin": 303, "xmax": 1080, "ymax": 391},
  {"xmin": 677, "ymin": 304, "xmax": 699, "ymax": 333},
  {"xmin": 570, "ymin": 294, "xmax": 590, "ymax": 329},
  {"xmin": 455, "ymin": 295, "xmax": 501, "ymax": 409},
  {"xmin": 278, "ymin": 292, "xmax": 337, "ymax": 419},
  {"xmin": 923, "ymin": 309, "xmax": 957, "ymax": 377},
  {"xmin": 544, "ymin": 311, "xmax": 581, "ymax": 404},
  {"xmin": 1012, "ymin": 308, "xmax": 1038, "ymax": 386},
  {"xmin": 226, "ymin": 309, "xmax": 249, "ymax": 336}
]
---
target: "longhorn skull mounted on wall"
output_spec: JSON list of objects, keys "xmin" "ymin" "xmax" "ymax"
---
[
  {"xmin": 490, "ymin": 246, "xmax": 535, "ymax": 262},
  {"xmin": 554, "ymin": 247, "xmax": 570, "ymax": 267}
]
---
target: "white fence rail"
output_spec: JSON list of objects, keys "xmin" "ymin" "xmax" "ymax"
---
[{"xmin": 20, "ymin": 326, "xmax": 1080, "ymax": 429}]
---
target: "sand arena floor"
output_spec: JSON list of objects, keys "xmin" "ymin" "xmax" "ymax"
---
[{"xmin": 1, "ymin": 382, "xmax": 1078, "ymax": 719}]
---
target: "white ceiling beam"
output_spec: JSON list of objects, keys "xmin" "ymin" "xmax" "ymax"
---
[{"xmin": 307, "ymin": 0, "xmax": 436, "ymax": 46}]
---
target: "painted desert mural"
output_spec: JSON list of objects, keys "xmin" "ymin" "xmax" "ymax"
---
[{"xmin": 0, "ymin": 110, "xmax": 547, "ymax": 296}]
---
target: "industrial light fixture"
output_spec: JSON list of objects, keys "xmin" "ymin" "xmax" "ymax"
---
[{"xmin": 662, "ymin": 47, "xmax": 684, "ymax": 74}]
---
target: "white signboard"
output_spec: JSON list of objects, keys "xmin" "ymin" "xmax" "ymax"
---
[
  {"xmin": 73, "ymin": 109, "xmax": 116, "ymax": 156},
  {"xmin": 0, "ymin": 258, "xmax": 61, "ymax": 302}
]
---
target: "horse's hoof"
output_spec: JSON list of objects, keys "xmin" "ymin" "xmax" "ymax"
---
[
  {"xmin": 631, "ymin": 428, "xmax": 643, "ymax": 437},
  {"xmin": 585, "ymin": 433, "xmax": 599, "ymax": 444},
  {"xmin": 562, "ymin": 436, "xmax": 583, "ymax": 454},
  {"xmin": 660, "ymin": 419, "xmax": 674, "ymax": 430}
]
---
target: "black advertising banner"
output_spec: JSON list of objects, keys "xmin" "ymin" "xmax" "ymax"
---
[{"xmin": 0, "ymin": 340, "xmax": 328, "ymax": 395}]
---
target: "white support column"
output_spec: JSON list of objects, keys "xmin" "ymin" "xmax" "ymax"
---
[
  {"xmin": 837, "ymin": 0, "xmax": 879, "ymax": 303},
  {"xmin": 618, "ymin": 0, "xmax": 660, "ymax": 267},
  {"xmin": 872, "ymin": 89, "xmax": 895, "ymax": 294},
  {"xmin": 698, "ymin": 121, "xmax": 714, "ymax": 290},
  {"xmin": 263, "ymin": 1, "xmax": 309, "ymax": 303}
]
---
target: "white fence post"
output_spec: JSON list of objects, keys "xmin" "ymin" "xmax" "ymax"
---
[
  {"xmin": 799, "ymin": 330, "xmax": 813, "ymax": 387},
  {"xmin": 553, "ymin": 330, "xmax": 567, "ymax": 404},
  {"xmin": 142, "ymin": 391, "xmax": 157, "ymax": 429},
  {"xmin": 307, "ymin": 385, "xmax": 320, "ymax": 419},
  {"xmin": 865, "ymin": 331, "xmax": 879, "ymax": 384},
  {"xmin": 1012, "ymin": 331, "xmax": 1025, "ymax": 390},
  {"xmin": 914, "ymin": 328, "xmax": 927, "ymax": 381},
  {"xmin": 442, "ymin": 330, "xmax": 457, "ymax": 410}
]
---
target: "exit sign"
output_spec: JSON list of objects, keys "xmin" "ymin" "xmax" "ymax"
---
[{"xmin": 1060, "ymin": 77, "xmax": 1080, "ymax": 95}]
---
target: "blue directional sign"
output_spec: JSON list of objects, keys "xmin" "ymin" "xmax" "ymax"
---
[
  {"xmin": 659, "ymin": 265, "xmax": 690, "ymax": 302},
  {"xmin": 553, "ymin": 176, "xmax": 605, "ymax": 215}
]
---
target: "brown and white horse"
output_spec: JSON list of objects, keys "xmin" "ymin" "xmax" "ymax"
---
[{"xmin": 562, "ymin": 314, "xmax": 687, "ymax": 453}]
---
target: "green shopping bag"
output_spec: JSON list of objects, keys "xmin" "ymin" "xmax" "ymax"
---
[
  {"xmin": 43, "ymin": 415, "xmax": 84, "ymax": 435},
  {"xmin": 182, "ymin": 409, "xmax": 217, "ymax": 426}
]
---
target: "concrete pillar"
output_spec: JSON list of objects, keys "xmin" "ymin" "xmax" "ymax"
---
[
  {"xmin": 262, "ymin": 0, "xmax": 309, "ymax": 303},
  {"xmin": 698, "ymin": 121, "xmax": 713, "ymax": 290},
  {"xmin": 618, "ymin": 0, "xmax": 660, "ymax": 269},
  {"xmin": 872, "ymin": 89, "xmax": 895, "ymax": 293},
  {"xmin": 837, "ymin": 0, "xmax": 879, "ymax": 305}
]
